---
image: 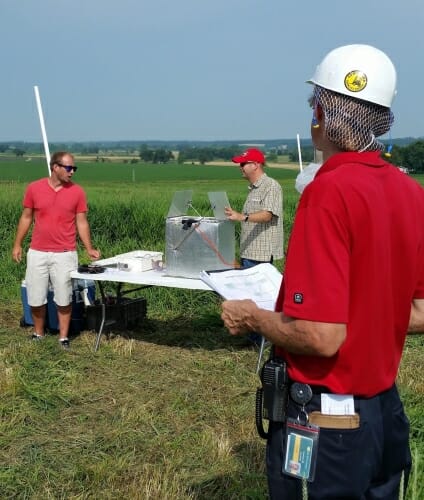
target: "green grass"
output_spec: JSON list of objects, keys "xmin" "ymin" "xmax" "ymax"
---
[
  {"xmin": 0, "ymin": 157, "xmax": 298, "ymax": 184},
  {"xmin": 0, "ymin": 321, "xmax": 267, "ymax": 499},
  {"xmin": 0, "ymin": 160, "xmax": 423, "ymax": 499}
]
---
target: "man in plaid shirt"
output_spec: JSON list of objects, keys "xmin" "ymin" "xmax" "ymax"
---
[{"xmin": 225, "ymin": 147, "xmax": 283, "ymax": 269}]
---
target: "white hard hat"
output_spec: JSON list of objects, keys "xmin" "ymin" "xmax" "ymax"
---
[{"xmin": 307, "ymin": 44, "xmax": 397, "ymax": 108}]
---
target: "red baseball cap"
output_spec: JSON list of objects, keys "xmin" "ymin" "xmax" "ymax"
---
[{"xmin": 232, "ymin": 148, "xmax": 265, "ymax": 165}]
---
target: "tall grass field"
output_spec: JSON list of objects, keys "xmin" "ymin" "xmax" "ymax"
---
[{"xmin": 0, "ymin": 158, "xmax": 423, "ymax": 499}]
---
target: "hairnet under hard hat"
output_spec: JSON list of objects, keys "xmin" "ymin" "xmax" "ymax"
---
[{"xmin": 311, "ymin": 86, "xmax": 394, "ymax": 152}]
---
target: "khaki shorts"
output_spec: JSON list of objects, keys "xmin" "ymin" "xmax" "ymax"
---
[{"xmin": 25, "ymin": 249, "xmax": 78, "ymax": 307}]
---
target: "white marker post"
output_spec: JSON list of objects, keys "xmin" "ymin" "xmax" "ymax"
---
[
  {"xmin": 296, "ymin": 133, "xmax": 303, "ymax": 172},
  {"xmin": 33, "ymin": 85, "xmax": 51, "ymax": 176}
]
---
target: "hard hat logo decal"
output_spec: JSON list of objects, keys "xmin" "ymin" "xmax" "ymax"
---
[{"xmin": 344, "ymin": 70, "xmax": 368, "ymax": 93}]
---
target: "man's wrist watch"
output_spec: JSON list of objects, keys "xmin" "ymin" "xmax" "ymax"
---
[{"xmin": 244, "ymin": 214, "xmax": 249, "ymax": 222}]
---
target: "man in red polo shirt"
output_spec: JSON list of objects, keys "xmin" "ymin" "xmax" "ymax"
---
[
  {"xmin": 12, "ymin": 151, "xmax": 100, "ymax": 349},
  {"xmin": 221, "ymin": 44, "xmax": 424, "ymax": 498}
]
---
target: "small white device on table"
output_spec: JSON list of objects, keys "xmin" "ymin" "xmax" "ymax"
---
[{"xmin": 94, "ymin": 250, "xmax": 164, "ymax": 272}]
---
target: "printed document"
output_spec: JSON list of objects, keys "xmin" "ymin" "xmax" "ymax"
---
[{"xmin": 200, "ymin": 263, "xmax": 282, "ymax": 310}]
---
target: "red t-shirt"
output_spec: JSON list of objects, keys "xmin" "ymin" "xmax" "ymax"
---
[
  {"xmin": 275, "ymin": 152, "xmax": 424, "ymax": 397},
  {"xmin": 23, "ymin": 178, "xmax": 88, "ymax": 251}
]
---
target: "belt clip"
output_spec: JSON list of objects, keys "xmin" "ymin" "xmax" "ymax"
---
[{"xmin": 290, "ymin": 383, "xmax": 313, "ymax": 425}]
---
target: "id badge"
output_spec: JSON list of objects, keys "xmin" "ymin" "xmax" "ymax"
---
[{"xmin": 283, "ymin": 418, "xmax": 319, "ymax": 482}]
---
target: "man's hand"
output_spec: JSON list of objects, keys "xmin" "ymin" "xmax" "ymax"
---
[
  {"xmin": 224, "ymin": 207, "xmax": 244, "ymax": 222},
  {"xmin": 222, "ymin": 299, "xmax": 347, "ymax": 356},
  {"xmin": 12, "ymin": 207, "xmax": 33, "ymax": 263},
  {"xmin": 221, "ymin": 299, "xmax": 259, "ymax": 335},
  {"xmin": 12, "ymin": 245, "xmax": 23, "ymax": 263},
  {"xmin": 87, "ymin": 248, "xmax": 101, "ymax": 260}
]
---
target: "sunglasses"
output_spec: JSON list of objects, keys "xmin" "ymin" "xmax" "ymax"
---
[{"xmin": 57, "ymin": 163, "xmax": 78, "ymax": 173}]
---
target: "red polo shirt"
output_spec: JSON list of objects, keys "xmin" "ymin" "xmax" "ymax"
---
[
  {"xmin": 275, "ymin": 152, "xmax": 424, "ymax": 397},
  {"xmin": 23, "ymin": 178, "xmax": 88, "ymax": 252}
]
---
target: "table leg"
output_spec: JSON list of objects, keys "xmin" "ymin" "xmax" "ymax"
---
[{"xmin": 94, "ymin": 302, "xmax": 106, "ymax": 352}]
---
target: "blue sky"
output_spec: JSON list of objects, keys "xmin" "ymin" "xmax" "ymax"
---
[{"xmin": 1, "ymin": 0, "xmax": 423, "ymax": 142}]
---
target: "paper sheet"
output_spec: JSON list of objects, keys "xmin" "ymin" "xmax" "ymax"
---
[
  {"xmin": 200, "ymin": 263, "xmax": 282, "ymax": 310},
  {"xmin": 320, "ymin": 394, "xmax": 355, "ymax": 415}
]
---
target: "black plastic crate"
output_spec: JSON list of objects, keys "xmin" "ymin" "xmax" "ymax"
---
[{"xmin": 86, "ymin": 297, "xmax": 147, "ymax": 332}]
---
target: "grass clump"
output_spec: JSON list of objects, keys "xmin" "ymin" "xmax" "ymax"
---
[{"xmin": 0, "ymin": 323, "xmax": 268, "ymax": 499}]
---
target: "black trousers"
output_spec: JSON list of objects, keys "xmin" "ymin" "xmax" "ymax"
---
[{"xmin": 266, "ymin": 384, "xmax": 411, "ymax": 499}]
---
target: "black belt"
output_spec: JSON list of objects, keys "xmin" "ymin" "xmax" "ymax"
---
[
  {"xmin": 308, "ymin": 385, "xmax": 331, "ymax": 395},
  {"xmin": 291, "ymin": 382, "xmax": 360, "ymax": 398}
]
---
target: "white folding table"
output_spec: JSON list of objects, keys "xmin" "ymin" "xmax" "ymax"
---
[
  {"xmin": 70, "ymin": 267, "xmax": 269, "ymax": 371},
  {"xmin": 70, "ymin": 268, "xmax": 212, "ymax": 351}
]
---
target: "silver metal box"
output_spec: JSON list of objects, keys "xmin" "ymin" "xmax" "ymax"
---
[
  {"xmin": 165, "ymin": 190, "xmax": 235, "ymax": 278},
  {"xmin": 165, "ymin": 216, "xmax": 235, "ymax": 278}
]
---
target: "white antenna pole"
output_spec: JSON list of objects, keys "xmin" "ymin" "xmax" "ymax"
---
[
  {"xmin": 296, "ymin": 133, "xmax": 303, "ymax": 172},
  {"xmin": 33, "ymin": 85, "xmax": 51, "ymax": 176}
]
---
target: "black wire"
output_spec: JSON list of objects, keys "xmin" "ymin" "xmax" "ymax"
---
[{"xmin": 255, "ymin": 387, "xmax": 269, "ymax": 440}]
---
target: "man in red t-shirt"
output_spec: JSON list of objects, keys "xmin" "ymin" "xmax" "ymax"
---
[
  {"xmin": 12, "ymin": 151, "xmax": 100, "ymax": 349},
  {"xmin": 221, "ymin": 45, "xmax": 424, "ymax": 499}
]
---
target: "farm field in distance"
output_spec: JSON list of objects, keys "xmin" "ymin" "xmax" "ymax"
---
[{"xmin": 0, "ymin": 158, "xmax": 423, "ymax": 499}]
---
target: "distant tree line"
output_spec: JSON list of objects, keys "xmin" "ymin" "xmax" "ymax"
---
[
  {"xmin": 139, "ymin": 145, "xmax": 174, "ymax": 164},
  {"xmin": 289, "ymin": 140, "xmax": 424, "ymax": 173},
  {"xmin": 177, "ymin": 146, "xmax": 243, "ymax": 165},
  {"xmin": 288, "ymin": 146, "xmax": 315, "ymax": 163},
  {"xmin": 0, "ymin": 143, "xmax": 101, "ymax": 156},
  {"xmin": 1, "ymin": 140, "xmax": 424, "ymax": 172},
  {"xmin": 386, "ymin": 140, "xmax": 424, "ymax": 173}
]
